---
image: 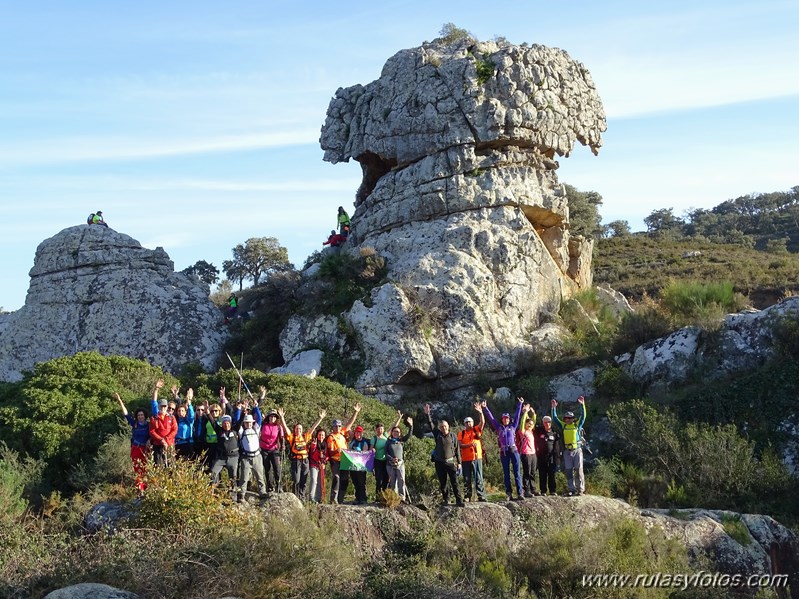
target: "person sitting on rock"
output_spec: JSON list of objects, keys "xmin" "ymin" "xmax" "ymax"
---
[
  {"xmin": 483, "ymin": 396, "xmax": 525, "ymax": 501},
  {"xmin": 385, "ymin": 415, "xmax": 413, "ymax": 503},
  {"xmin": 87, "ymin": 210, "xmax": 108, "ymax": 227},
  {"xmin": 458, "ymin": 402, "xmax": 487, "ymax": 502},
  {"xmin": 552, "ymin": 395, "xmax": 587, "ymax": 496},
  {"xmin": 535, "ymin": 414, "xmax": 561, "ymax": 495},
  {"xmin": 425, "ymin": 403, "xmax": 464, "ymax": 507},
  {"xmin": 337, "ymin": 206, "xmax": 351, "ymax": 235},
  {"xmin": 325, "ymin": 402, "xmax": 362, "ymax": 504},
  {"xmin": 277, "ymin": 406, "xmax": 326, "ymax": 501},
  {"xmin": 518, "ymin": 404, "xmax": 539, "ymax": 497},
  {"xmin": 323, "ymin": 230, "xmax": 346, "ymax": 248}
]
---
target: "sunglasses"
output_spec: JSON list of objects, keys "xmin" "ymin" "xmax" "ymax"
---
[{"xmin": 211, "ymin": 410, "xmax": 221, "ymax": 414}]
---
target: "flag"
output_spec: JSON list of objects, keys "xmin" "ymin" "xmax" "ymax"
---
[{"xmin": 340, "ymin": 449, "xmax": 374, "ymax": 472}]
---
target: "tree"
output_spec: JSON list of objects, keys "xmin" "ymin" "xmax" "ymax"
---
[
  {"xmin": 643, "ymin": 208, "xmax": 684, "ymax": 236},
  {"xmin": 181, "ymin": 260, "xmax": 219, "ymax": 286},
  {"xmin": 605, "ymin": 220, "xmax": 631, "ymax": 238},
  {"xmin": 222, "ymin": 237, "xmax": 292, "ymax": 290},
  {"xmin": 564, "ymin": 184, "xmax": 604, "ymax": 238}
]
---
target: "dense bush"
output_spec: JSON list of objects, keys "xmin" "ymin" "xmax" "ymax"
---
[
  {"xmin": 659, "ymin": 280, "xmax": 747, "ymax": 329},
  {"xmin": 0, "ymin": 352, "xmax": 176, "ymax": 481}
]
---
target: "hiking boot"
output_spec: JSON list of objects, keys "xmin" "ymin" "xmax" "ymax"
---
[
  {"xmin": 506, "ymin": 494, "xmax": 513, "ymax": 502},
  {"xmin": 512, "ymin": 496, "xmax": 524, "ymax": 501},
  {"xmin": 455, "ymin": 501, "xmax": 466, "ymax": 507},
  {"xmin": 478, "ymin": 497, "xmax": 488, "ymax": 502}
]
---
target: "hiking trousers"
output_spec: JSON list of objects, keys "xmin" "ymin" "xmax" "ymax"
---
[
  {"xmin": 521, "ymin": 453, "xmax": 538, "ymax": 495},
  {"xmin": 290, "ymin": 458, "xmax": 310, "ymax": 500},
  {"xmin": 564, "ymin": 447, "xmax": 584, "ymax": 493},
  {"xmin": 238, "ymin": 453, "xmax": 267, "ymax": 495},
  {"xmin": 387, "ymin": 461, "xmax": 407, "ymax": 501},
  {"xmin": 538, "ymin": 455, "xmax": 558, "ymax": 494},
  {"xmin": 262, "ymin": 450, "xmax": 282, "ymax": 492},
  {"xmin": 500, "ymin": 448, "xmax": 523, "ymax": 498},
  {"xmin": 329, "ymin": 460, "xmax": 343, "ymax": 503},
  {"xmin": 373, "ymin": 458, "xmax": 388, "ymax": 497},
  {"xmin": 308, "ymin": 466, "xmax": 325, "ymax": 503},
  {"xmin": 462, "ymin": 459, "xmax": 486, "ymax": 501},
  {"xmin": 434, "ymin": 461, "xmax": 462, "ymax": 504},
  {"xmin": 211, "ymin": 454, "xmax": 239, "ymax": 488}
]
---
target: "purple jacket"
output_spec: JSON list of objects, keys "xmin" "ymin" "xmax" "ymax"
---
[{"xmin": 484, "ymin": 401, "xmax": 524, "ymax": 454}]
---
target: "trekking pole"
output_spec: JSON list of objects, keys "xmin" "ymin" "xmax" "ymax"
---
[
  {"xmin": 237, "ymin": 352, "xmax": 244, "ymax": 403},
  {"xmin": 225, "ymin": 352, "xmax": 254, "ymax": 399}
]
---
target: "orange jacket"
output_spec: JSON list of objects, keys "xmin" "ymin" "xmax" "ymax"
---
[
  {"xmin": 458, "ymin": 425, "xmax": 483, "ymax": 461},
  {"xmin": 325, "ymin": 427, "xmax": 349, "ymax": 462}
]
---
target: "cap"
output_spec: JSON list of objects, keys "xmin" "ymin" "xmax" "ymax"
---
[
  {"xmin": 354, "ymin": 425, "xmax": 364, "ymax": 433},
  {"xmin": 463, "ymin": 417, "xmax": 474, "ymax": 424},
  {"xmin": 221, "ymin": 415, "xmax": 232, "ymax": 423},
  {"xmin": 242, "ymin": 414, "xmax": 254, "ymax": 424},
  {"xmin": 564, "ymin": 411, "xmax": 575, "ymax": 419},
  {"xmin": 158, "ymin": 399, "xmax": 168, "ymax": 407},
  {"xmin": 501, "ymin": 412, "xmax": 511, "ymax": 419},
  {"xmin": 96, "ymin": 210, "xmax": 103, "ymax": 215},
  {"xmin": 332, "ymin": 419, "xmax": 342, "ymax": 427},
  {"xmin": 542, "ymin": 415, "xmax": 552, "ymax": 422},
  {"xmin": 266, "ymin": 409, "xmax": 278, "ymax": 417}
]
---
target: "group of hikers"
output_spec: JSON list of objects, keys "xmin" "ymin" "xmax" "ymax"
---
[{"xmin": 117, "ymin": 379, "xmax": 588, "ymax": 505}]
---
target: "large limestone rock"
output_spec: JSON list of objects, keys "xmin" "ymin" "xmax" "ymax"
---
[
  {"xmin": 43, "ymin": 584, "xmax": 139, "ymax": 599},
  {"xmin": 0, "ymin": 225, "xmax": 227, "ymax": 381},
  {"xmin": 299, "ymin": 36, "xmax": 606, "ymax": 401}
]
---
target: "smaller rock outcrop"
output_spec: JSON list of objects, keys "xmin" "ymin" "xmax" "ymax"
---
[
  {"xmin": 43, "ymin": 583, "xmax": 140, "ymax": 599},
  {"xmin": 0, "ymin": 225, "xmax": 227, "ymax": 381}
]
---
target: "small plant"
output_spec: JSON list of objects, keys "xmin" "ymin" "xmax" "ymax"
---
[
  {"xmin": 438, "ymin": 23, "xmax": 475, "ymax": 45},
  {"xmin": 475, "ymin": 56, "xmax": 495, "ymax": 85},
  {"xmin": 720, "ymin": 513, "xmax": 752, "ymax": 546},
  {"xmin": 377, "ymin": 488, "xmax": 402, "ymax": 509}
]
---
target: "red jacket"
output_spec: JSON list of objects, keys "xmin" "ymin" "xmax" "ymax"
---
[{"xmin": 149, "ymin": 413, "xmax": 177, "ymax": 447}]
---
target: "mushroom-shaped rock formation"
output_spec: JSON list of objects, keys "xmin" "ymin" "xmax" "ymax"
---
[{"xmin": 306, "ymin": 36, "xmax": 606, "ymax": 400}]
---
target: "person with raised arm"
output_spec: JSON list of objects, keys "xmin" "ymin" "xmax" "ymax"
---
[
  {"xmin": 114, "ymin": 389, "xmax": 154, "ymax": 494},
  {"xmin": 425, "ymin": 403, "xmax": 464, "ymax": 507},
  {"xmin": 277, "ymin": 406, "xmax": 325, "ymax": 501},
  {"xmin": 325, "ymin": 401, "xmax": 361, "ymax": 504},
  {"xmin": 483, "ymin": 396, "xmax": 525, "ymax": 501},
  {"xmin": 458, "ymin": 401, "xmax": 487, "ymax": 502},
  {"xmin": 552, "ymin": 395, "xmax": 587, "ymax": 496},
  {"xmin": 385, "ymin": 413, "xmax": 413, "ymax": 503},
  {"xmin": 149, "ymin": 379, "xmax": 177, "ymax": 467},
  {"xmin": 518, "ymin": 403, "xmax": 538, "ymax": 497}
]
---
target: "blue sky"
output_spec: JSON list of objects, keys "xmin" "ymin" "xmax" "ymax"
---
[{"xmin": 1, "ymin": 0, "xmax": 797, "ymax": 311}]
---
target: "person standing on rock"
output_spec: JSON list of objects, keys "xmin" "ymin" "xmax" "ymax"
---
[
  {"xmin": 173, "ymin": 387, "xmax": 195, "ymax": 460},
  {"xmin": 552, "ymin": 396, "xmax": 587, "ymax": 496},
  {"xmin": 483, "ymin": 397, "xmax": 525, "ymax": 501},
  {"xmin": 458, "ymin": 401, "xmax": 487, "ymax": 502},
  {"xmin": 277, "ymin": 407, "xmax": 326, "ymax": 501},
  {"xmin": 258, "ymin": 395, "xmax": 284, "ymax": 493},
  {"xmin": 325, "ymin": 402, "xmax": 362, "ymax": 504},
  {"xmin": 535, "ymin": 415, "xmax": 561, "ymax": 495},
  {"xmin": 345, "ymin": 426, "xmax": 372, "ymax": 504},
  {"xmin": 114, "ymin": 389, "xmax": 156, "ymax": 493},
  {"xmin": 210, "ymin": 414, "xmax": 241, "ymax": 495},
  {"xmin": 371, "ymin": 415, "xmax": 402, "ymax": 500},
  {"xmin": 308, "ymin": 427, "xmax": 328, "ymax": 503},
  {"xmin": 236, "ymin": 413, "xmax": 267, "ymax": 502},
  {"xmin": 425, "ymin": 403, "xmax": 465, "ymax": 507},
  {"xmin": 385, "ymin": 415, "xmax": 413, "ymax": 503},
  {"xmin": 518, "ymin": 404, "xmax": 539, "ymax": 497},
  {"xmin": 149, "ymin": 380, "xmax": 177, "ymax": 467},
  {"xmin": 337, "ymin": 206, "xmax": 351, "ymax": 236}
]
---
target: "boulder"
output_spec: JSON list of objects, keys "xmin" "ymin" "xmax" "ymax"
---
[
  {"xmin": 0, "ymin": 225, "xmax": 226, "ymax": 381},
  {"xmin": 43, "ymin": 583, "xmax": 139, "ymax": 599},
  {"xmin": 310, "ymin": 37, "xmax": 607, "ymax": 402}
]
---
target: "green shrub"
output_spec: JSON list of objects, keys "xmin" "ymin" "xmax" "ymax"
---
[
  {"xmin": 720, "ymin": 513, "xmax": 752, "ymax": 546},
  {"xmin": 136, "ymin": 458, "xmax": 247, "ymax": 534},
  {"xmin": 611, "ymin": 305, "xmax": 672, "ymax": 355},
  {"xmin": 659, "ymin": 280, "xmax": 747, "ymax": 328},
  {"xmin": 69, "ymin": 430, "xmax": 134, "ymax": 490}
]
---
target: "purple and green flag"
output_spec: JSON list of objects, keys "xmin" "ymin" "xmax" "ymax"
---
[{"xmin": 341, "ymin": 449, "xmax": 374, "ymax": 472}]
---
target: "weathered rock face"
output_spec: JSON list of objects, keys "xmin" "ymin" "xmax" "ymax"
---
[
  {"xmin": 0, "ymin": 225, "xmax": 227, "ymax": 381},
  {"xmin": 298, "ymin": 37, "xmax": 605, "ymax": 401}
]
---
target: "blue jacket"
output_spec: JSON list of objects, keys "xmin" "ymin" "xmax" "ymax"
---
[{"xmin": 175, "ymin": 404, "xmax": 195, "ymax": 445}]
